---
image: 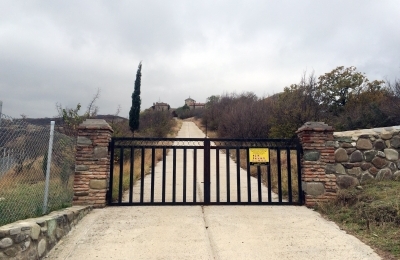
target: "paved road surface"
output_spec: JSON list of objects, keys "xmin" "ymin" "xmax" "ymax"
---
[{"xmin": 47, "ymin": 122, "xmax": 380, "ymax": 260}]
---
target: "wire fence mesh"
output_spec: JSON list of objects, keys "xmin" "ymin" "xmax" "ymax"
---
[{"xmin": 0, "ymin": 113, "xmax": 75, "ymax": 226}]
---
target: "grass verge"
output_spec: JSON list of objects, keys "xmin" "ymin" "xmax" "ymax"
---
[{"xmin": 315, "ymin": 181, "xmax": 400, "ymax": 260}]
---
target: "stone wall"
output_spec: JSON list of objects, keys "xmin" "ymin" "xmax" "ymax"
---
[
  {"xmin": 334, "ymin": 126, "xmax": 400, "ymax": 188},
  {"xmin": 0, "ymin": 206, "xmax": 91, "ymax": 259},
  {"xmin": 297, "ymin": 123, "xmax": 400, "ymax": 206},
  {"xmin": 73, "ymin": 119, "xmax": 113, "ymax": 208}
]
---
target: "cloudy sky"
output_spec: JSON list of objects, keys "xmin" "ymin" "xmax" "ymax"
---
[{"xmin": 1, "ymin": 0, "xmax": 399, "ymax": 118}]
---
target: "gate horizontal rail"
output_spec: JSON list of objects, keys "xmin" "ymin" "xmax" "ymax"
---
[{"xmin": 108, "ymin": 137, "xmax": 303, "ymax": 206}]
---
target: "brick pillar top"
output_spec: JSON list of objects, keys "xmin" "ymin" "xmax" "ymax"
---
[
  {"xmin": 78, "ymin": 119, "xmax": 113, "ymax": 131},
  {"xmin": 296, "ymin": 122, "xmax": 334, "ymax": 133}
]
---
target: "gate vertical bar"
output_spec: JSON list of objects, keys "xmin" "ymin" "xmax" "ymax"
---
[
  {"xmin": 267, "ymin": 160, "xmax": 272, "ymax": 202},
  {"xmin": 172, "ymin": 148, "xmax": 176, "ymax": 203},
  {"xmin": 287, "ymin": 148, "xmax": 292, "ymax": 203},
  {"xmin": 193, "ymin": 149, "xmax": 197, "ymax": 202},
  {"xmin": 204, "ymin": 139, "xmax": 211, "ymax": 204},
  {"xmin": 183, "ymin": 148, "xmax": 187, "ymax": 202},
  {"xmin": 140, "ymin": 148, "xmax": 145, "ymax": 203},
  {"xmin": 257, "ymin": 165, "xmax": 262, "ymax": 202},
  {"xmin": 277, "ymin": 148, "xmax": 282, "ymax": 202},
  {"xmin": 216, "ymin": 148, "xmax": 220, "ymax": 203},
  {"xmin": 236, "ymin": 148, "xmax": 241, "ymax": 202},
  {"xmin": 151, "ymin": 148, "xmax": 155, "ymax": 203},
  {"xmin": 246, "ymin": 148, "xmax": 251, "ymax": 202},
  {"xmin": 226, "ymin": 148, "xmax": 230, "ymax": 203},
  {"xmin": 118, "ymin": 147, "xmax": 123, "ymax": 203},
  {"xmin": 129, "ymin": 147, "xmax": 134, "ymax": 203},
  {"xmin": 162, "ymin": 147, "xmax": 166, "ymax": 203},
  {"xmin": 108, "ymin": 138, "xmax": 115, "ymax": 204},
  {"xmin": 297, "ymin": 143, "xmax": 303, "ymax": 204}
]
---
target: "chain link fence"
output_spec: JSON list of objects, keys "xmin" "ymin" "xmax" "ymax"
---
[{"xmin": 0, "ymin": 113, "xmax": 75, "ymax": 226}]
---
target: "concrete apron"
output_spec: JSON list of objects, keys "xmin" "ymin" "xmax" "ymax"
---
[{"xmin": 47, "ymin": 122, "xmax": 380, "ymax": 260}]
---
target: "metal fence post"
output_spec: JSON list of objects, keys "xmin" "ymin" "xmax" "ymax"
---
[
  {"xmin": 204, "ymin": 139, "xmax": 211, "ymax": 204},
  {"xmin": 0, "ymin": 100, "xmax": 3, "ymax": 126},
  {"xmin": 43, "ymin": 121, "xmax": 55, "ymax": 214}
]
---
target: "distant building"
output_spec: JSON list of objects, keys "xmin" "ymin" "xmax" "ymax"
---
[
  {"xmin": 152, "ymin": 102, "xmax": 170, "ymax": 111},
  {"xmin": 185, "ymin": 97, "xmax": 205, "ymax": 110}
]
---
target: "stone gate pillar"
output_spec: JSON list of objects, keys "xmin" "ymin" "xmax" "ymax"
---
[
  {"xmin": 296, "ymin": 122, "xmax": 337, "ymax": 207},
  {"xmin": 73, "ymin": 119, "xmax": 113, "ymax": 208}
]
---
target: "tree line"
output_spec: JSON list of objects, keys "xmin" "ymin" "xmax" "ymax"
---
[{"xmin": 197, "ymin": 66, "xmax": 400, "ymax": 138}]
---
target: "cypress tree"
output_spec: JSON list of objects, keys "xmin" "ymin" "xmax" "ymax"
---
[{"xmin": 129, "ymin": 62, "xmax": 142, "ymax": 134}]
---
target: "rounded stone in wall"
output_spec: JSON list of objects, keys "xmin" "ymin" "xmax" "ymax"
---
[
  {"xmin": 360, "ymin": 172, "xmax": 374, "ymax": 183},
  {"xmin": 303, "ymin": 151, "xmax": 320, "ymax": 161},
  {"xmin": 376, "ymin": 151, "xmax": 386, "ymax": 158},
  {"xmin": 356, "ymin": 138, "xmax": 373, "ymax": 150},
  {"xmin": 38, "ymin": 239, "xmax": 46, "ymax": 257},
  {"xmin": 341, "ymin": 142, "xmax": 353, "ymax": 148},
  {"xmin": 390, "ymin": 136, "xmax": 400, "ymax": 148},
  {"xmin": 371, "ymin": 157, "xmax": 388, "ymax": 169},
  {"xmin": 349, "ymin": 150, "xmax": 363, "ymax": 162},
  {"xmin": 381, "ymin": 133, "xmax": 393, "ymax": 140},
  {"xmin": 376, "ymin": 168, "xmax": 393, "ymax": 181},
  {"xmin": 364, "ymin": 150, "xmax": 377, "ymax": 162},
  {"xmin": 337, "ymin": 175, "xmax": 359, "ymax": 189},
  {"xmin": 374, "ymin": 139, "xmax": 386, "ymax": 150},
  {"xmin": 335, "ymin": 148, "xmax": 348, "ymax": 162},
  {"xmin": 360, "ymin": 162, "xmax": 372, "ymax": 171},
  {"xmin": 369, "ymin": 167, "xmax": 379, "ymax": 176},
  {"xmin": 347, "ymin": 167, "xmax": 362, "ymax": 178},
  {"xmin": 388, "ymin": 162, "xmax": 397, "ymax": 172},
  {"xmin": 393, "ymin": 171, "xmax": 400, "ymax": 181},
  {"xmin": 346, "ymin": 148, "xmax": 356, "ymax": 154},
  {"xmin": 335, "ymin": 164, "xmax": 346, "ymax": 175},
  {"xmin": 384, "ymin": 148, "xmax": 399, "ymax": 161}
]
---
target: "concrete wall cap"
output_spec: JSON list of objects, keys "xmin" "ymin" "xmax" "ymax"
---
[
  {"xmin": 78, "ymin": 119, "xmax": 113, "ymax": 131},
  {"xmin": 296, "ymin": 122, "xmax": 334, "ymax": 133}
]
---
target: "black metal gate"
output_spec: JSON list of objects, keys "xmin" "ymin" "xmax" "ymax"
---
[{"xmin": 107, "ymin": 138, "xmax": 303, "ymax": 206}]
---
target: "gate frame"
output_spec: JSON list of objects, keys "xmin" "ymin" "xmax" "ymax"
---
[{"xmin": 107, "ymin": 137, "xmax": 303, "ymax": 206}]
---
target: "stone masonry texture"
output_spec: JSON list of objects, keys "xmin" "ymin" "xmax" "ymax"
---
[
  {"xmin": 297, "ymin": 123, "xmax": 400, "ymax": 207},
  {"xmin": 0, "ymin": 206, "xmax": 91, "ymax": 259},
  {"xmin": 73, "ymin": 119, "xmax": 113, "ymax": 208},
  {"xmin": 333, "ymin": 125, "xmax": 400, "ymax": 187},
  {"xmin": 297, "ymin": 122, "xmax": 337, "ymax": 207}
]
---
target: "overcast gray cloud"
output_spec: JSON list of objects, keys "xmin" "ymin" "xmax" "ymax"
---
[{"xmin": 0, "ymin": 0, "xmax": 399, "ymax": 118}]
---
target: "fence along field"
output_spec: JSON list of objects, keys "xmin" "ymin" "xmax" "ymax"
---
[{"xmin": 0, "ymin": 113, "xmax": 75, "ymax": 226}]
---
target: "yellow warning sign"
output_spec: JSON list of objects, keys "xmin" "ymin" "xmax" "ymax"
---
[{"xmin": 249, "ymin": 148, "xmax": 270, "ymax": 165}]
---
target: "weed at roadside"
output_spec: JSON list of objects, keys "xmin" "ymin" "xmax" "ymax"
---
[{"xmin": 315, "ymin": 181, "xmax": 400, "ymax": 259}]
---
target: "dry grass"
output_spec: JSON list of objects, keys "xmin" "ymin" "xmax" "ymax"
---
[
  {"xmin": 168, "ymin": 118, "xmax": 183, "ymax": 137},
  {"xmin": 315, "ymin": 181, "xmax": 400, "ymax": 259},
  {"xmin": 111, "ymin": 119, "xmax": 182, "ymax": 201},
  {"xmin": 191, "ymin": 117, "xmax": 218, "ymax": 138},
  {"xmin": 228, "ymin": 149, "xmax": 300, "ymax": 199},
  {"xmin": 111, "ymin": 148, "xmax": 165, "ymax": 201},
  {"xmin": 0, "ymin": 157, "xmax": 73, "ymax": 225}
]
